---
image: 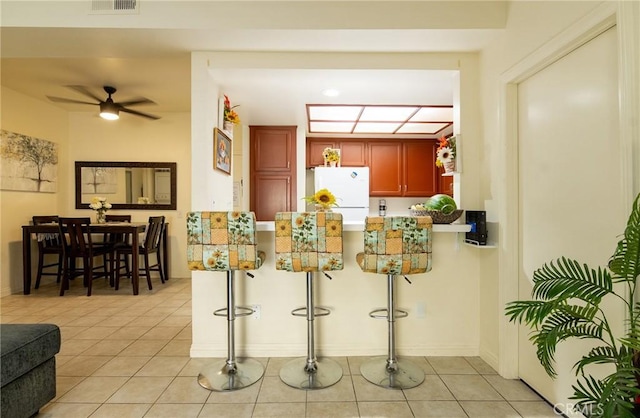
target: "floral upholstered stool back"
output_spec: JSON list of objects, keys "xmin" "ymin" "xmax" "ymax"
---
[
  {"xmin": 186, "ymin": 211, "xmax": 265, "ymax": 272},
  {"xmin": 356, "ymin": 216, "xmax": 432, "ymax": 275},
  {"xmin": 273, "ymin": 211, "xmax": 345, "ymax": 390},
  {"xmin": 185, "ymin": 211, "xmax": 265, "ymax": 392},
  {"xmin": 356, "ymin": 215, "xmax": 433, "ymax": 391},
  {"xmin": 274, "ymin": 211, "xmax": 343, "ymax": 273}
]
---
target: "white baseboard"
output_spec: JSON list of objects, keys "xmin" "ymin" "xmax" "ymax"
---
[{"xmin": 190, "ymin": 342, "xmax": 480, "ymax": 358}]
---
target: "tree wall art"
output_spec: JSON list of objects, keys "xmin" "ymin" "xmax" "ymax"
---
[{"xmin": 0, "ymin": 130, "xmax": 58, "ymax": 193}]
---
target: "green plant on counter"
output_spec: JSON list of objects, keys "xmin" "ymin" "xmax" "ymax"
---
[{"xmin": 505, "ymin": 193, "xmax": 640, "ymax": 417}]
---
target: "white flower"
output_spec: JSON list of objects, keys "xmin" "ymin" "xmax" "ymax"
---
[
  {"xmin": 89, "ymin": 197, "xmax": 110, "ymax": 211},
  {"xmin": 437, "ymin": 147, "xmax": 454, "ymax": 163}
]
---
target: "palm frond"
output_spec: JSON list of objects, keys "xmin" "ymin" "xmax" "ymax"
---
[
  {"xmin": 609, "ymin": 194, "xmax": 640, "ymax": 284},
  {"xmin": 572, "ymin": 369, "xmax": 640, "ymax": 418},
  {"xmin": 533, "ymin": 311, "xmax": 604, "ymax": 377},
  {"xmin": 532, "ymin": 258, "xmax": 612, "ymax": 304},
  {"xmin": 574, "ymin": 346, "xmax": 621, "ymax": 375},
  {"xmin": 504, "ymin": 300, "xmax": 560, "ymax": 327}
]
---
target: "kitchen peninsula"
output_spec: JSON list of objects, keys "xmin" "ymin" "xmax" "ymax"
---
[{"xmin": 190, "ymin": 220, "xmax": 482, "ymax": 361}]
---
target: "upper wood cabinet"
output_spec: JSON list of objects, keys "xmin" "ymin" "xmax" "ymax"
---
[
  {"xmin": 307, "ymin": 137, "xmax": 446, "ymax": 198},
  {"xmin": 307, "ymin": 140, "xmax": 336, "ymax": 167},
  {"xmin": 250, "ymin": 126, "xmax": 297, "ymax": 221},
  {"xmin": 368, "ymin": 140, "xmax": 438, "ymax": 197},
  {"xmin": 368, "ymin": 142, "xmax": 403, "ymax": 196},
  {"xmin": 306, "ymin": 139, "xmax": 367, "ymax": 167}
]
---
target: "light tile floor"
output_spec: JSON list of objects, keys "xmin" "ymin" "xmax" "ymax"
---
[{"xmin": 1, "ymin": 277, "xmax": 559, "ymax": 417}]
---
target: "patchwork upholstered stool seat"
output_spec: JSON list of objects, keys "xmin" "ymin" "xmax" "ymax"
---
[
  {"xmin": 275, "ymin": 211, "xmax": 344, "ymax": 389},
  {"xmin": 187, "ymin": 211, "xmax": 265, "ymax": 391},
  {"xmin": 356, "ymin": 216, "xmax": 432, "ymax": 389}
]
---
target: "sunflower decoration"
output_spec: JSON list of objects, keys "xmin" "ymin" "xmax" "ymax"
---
[
  {"xmin": 303, "ymin": 188, "xmax": 339, "ymax": 211},
  {"xmin": 435, "ymin": 136, "xmax": 456, "ymax": 169}
]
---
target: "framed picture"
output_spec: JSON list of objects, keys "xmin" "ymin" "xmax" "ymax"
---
[{"xmin": 214, "ymin": 128, "xmax": 232, "ymax": 175}]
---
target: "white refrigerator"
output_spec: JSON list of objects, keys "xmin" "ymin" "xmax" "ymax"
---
[{"xmin": 314, "ymin": 167, "xmax": 370, "ymax": 222}]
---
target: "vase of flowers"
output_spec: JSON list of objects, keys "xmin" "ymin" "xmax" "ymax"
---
[
  {"xmin": 223, "ymin": 94, "xmax": 240, "ymax": 132},
  {"xmin": 435, "ymin": 136, "xmax": 457, "ymax": 173},
  {"xmin": 303, "ymin": 188, "xmax": 339, "ymax": 212},
  {"xmin": 322, "ymin": 147, "xmax": 340, "ymax": 167},
  {"xmin": 89, "ymin": 196, "xmax": 111, "ymax": 223}
]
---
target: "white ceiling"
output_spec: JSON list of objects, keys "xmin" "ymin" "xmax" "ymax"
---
[{"xmin": 0, "ymin": 3, "xmax": 504, "ymax": 129}]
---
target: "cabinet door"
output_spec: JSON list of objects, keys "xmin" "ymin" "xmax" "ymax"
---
[
  {"xmin": 369, "ymin": 142, "xmax": 402, "ymax": 196},
  {"xmin": 404, "ymin": 141, "xmax": 438, "ymax": 196},
  {"xmin": 339, "ymin": 141, "xmax": 366, "ymax": 166},
  {"xmin": 252, "ymin": 127, "xmax": 295, "ymax": 172},
  {"xmin": 307, "ymin": 140, "xmax": 335, "ymax": 168},
  {"xmin": 252, "ymin": 174, "xmax": 292, "ymax": 222},
  {"xmin": 250, "ymin": 126, "xmax": 297, "ymax": 221}
]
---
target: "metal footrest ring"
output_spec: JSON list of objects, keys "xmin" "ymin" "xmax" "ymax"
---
[
  {"xmin": 291, "ymin": 306, "xmax": 331, "ymax": 317},
  {"xmin": 213, "ymin": 306, "xmax": 254, "ymax": 317},
  {"xmin": 368, "ymin": 308, "xmax": 409, "ymax": 319}
]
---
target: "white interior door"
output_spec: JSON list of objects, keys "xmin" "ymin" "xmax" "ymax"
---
[{"xmin": 517, "ymin": 26, "xmax": 626, "ymax": 409}]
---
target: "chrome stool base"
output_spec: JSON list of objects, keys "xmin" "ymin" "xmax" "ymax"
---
[
  {"xmin": 280, "ymin": 357, "xmax": 343, "ymax": 390},
  {"xmin": 198, "ymin": 358, "xmax": 264, "ymax": 391},
  {"xmin": 360, "ymin": 356, "xmax": 425, "ymax": 389}
]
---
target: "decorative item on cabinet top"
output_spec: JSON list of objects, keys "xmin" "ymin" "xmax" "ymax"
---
[{"xmin": 322, "ymin": 147, "xmax": 340, "ymax": 167}]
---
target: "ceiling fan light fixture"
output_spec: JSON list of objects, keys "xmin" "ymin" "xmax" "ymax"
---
[{"xmin": 99, "ymin": 101, "xmax": 119, "ymax": 120}]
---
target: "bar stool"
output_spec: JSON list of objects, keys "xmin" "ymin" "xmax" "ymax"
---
[
  {"xmin": 186, "ymin": 211, "xmax": 265, "ymax": 391},
  {"xmin": 274, "ymin": 211, "xmax": 344, "ymax": 389},
  {"xmin": 356, "ymin": 216, "xmax": 432, "ymax": 389}
]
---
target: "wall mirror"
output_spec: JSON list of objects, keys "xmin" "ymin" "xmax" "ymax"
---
[{"xmin": 75, "ymin": 161, "xmax": 177, "ymax": 210}]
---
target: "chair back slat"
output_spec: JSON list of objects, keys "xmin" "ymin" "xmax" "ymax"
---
[
  {"xmin": 274, "ymin": 211, "xmax": 343, "ymax": 272},
  {"xmin": 58, "ymin": 217, "xmax": 93, "ymax": 258},
  {"xmin": 33, "ymin": 215, "xmax": 62, "ymax": 249},
  {"xmin": 358, "ymin": 216, "xmax": 433, "ymax": 275},
  {"xmin": 144, "ymin": 216, "xmax": 165, "ymax": 250},
  {"xmin": 186, "ymin": 211, "xmax": 263, "ymax": 271}
]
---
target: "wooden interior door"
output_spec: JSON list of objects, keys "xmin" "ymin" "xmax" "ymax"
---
[{"xmin": 250, "ymin": 126, "xmax": 297, "ymax": 221}]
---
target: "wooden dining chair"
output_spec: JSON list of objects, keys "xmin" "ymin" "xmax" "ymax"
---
[
  {"xmin": 57, "ymin": 217, "xmax": 111, "ymax": 296},
  {"xmin": 104, "ymin": 214, "xmax": 132, "ymax": 282},
  {"xmin": 32, "ymin": 215, "xmax": 64, "ymax": 289},
  {"xmin": 114, "ymin": 215, "xmax": 165, "ymax": 293}
]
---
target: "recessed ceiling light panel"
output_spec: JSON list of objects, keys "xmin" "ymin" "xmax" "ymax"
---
[
  {"xmin": 359, "ymin": 106, "xmax": 417, "ymax": 121},
  {"xmin": 308, "ymin": 105, "xmax": 362, "ymax": 121}
]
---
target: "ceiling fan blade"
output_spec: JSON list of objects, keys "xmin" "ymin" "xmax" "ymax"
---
[
  {"xmin": 65, "ymin": 85, "xmax": 104, "ymax": 102},
  {"xmin": 120, "ymin": 107, "xmax": 161, "ymax": 120},
  {"xmin": 117, "ymin": 98, "xmax": 156, "ymax": 107},
  {"xmin": 46, "ymin": 96, "xmax": 99, "ymax": 106}
]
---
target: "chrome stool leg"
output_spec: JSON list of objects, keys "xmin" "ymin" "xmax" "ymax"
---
[
  {"xmin": 280, "ymin": 271, "xmax": 343, "ymax": 389},
  {"xmin": 198, "ymin": 270, "xmax": 264, "ymax": 391},
  {"xmin": 361, "ymin": 274, "xmax": 425, "ymax": 389}
]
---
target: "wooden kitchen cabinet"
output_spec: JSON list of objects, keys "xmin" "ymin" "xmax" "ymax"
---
[
  {"xmin": 250, "ymin": 126, "xmax": 297, "ymax": 221},
  {"xmin": 307, "ymin": 140, "xmax": 335, "ymax": 167},
  {"xmin": 369, "ymin": 140, "xmax": 438, "ymax": 197},
  {"xmin": 306, "ymin": 139, "xmax": 367, "ymax": 167},
  {"xmin": 339, "ymin": 141, "xmax": 366, "ymax": 166},
  {"xmin": 404, "ymin": 141, "xmax": 438, "ymax": 196},
  {"xmin": 369, "ymin": 142, "xmax": 403, "ymax": 196}
]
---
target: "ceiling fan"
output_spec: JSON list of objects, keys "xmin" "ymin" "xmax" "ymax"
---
[{"xmin": 46, "ymin": 85, "xmax": 160, "ymax": 120}]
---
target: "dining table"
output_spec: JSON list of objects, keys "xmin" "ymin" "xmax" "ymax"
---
[{"xmin": 22, "ymin": 222, "xmax": 170, "ymax": 295}]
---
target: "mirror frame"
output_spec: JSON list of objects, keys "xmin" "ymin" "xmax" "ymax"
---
[{"xmin": 75, "ymin": 161, "xmax": 177, "ymax": 210}]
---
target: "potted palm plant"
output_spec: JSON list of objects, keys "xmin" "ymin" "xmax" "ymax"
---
[{"xmin": 506, "ymin": 193, "xmax": 640, "ymax": 417}]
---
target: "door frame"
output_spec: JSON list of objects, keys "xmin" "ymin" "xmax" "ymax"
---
[{"xmin": 497, "ymin": 1, "xmax": 639, "ymax": 379}]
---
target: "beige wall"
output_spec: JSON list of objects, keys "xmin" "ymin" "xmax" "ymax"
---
[
  {"xmin": 0, "ymin": 86, "xmax": 192, "ymax": 296},
  {"xmin": 1, "ymin": 86, "xmax": 69, "ymax": 295},
  {"xmin": 479, "ymin": 0, "xmax": 639, "ymax": 402}
]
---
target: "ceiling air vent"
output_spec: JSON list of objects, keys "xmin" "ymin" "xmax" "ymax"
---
[{"xmin": 90, "ymin": 0, "xmax": 139, "ymax": 14}]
